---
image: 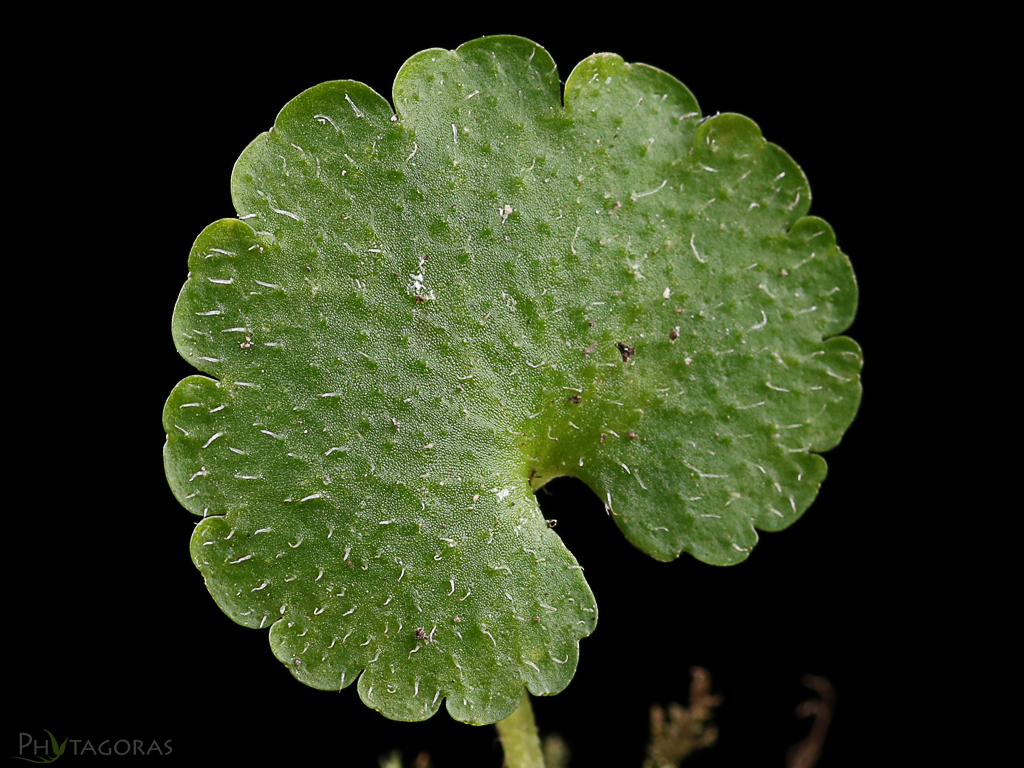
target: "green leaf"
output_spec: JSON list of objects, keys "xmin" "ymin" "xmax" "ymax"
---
[
  {"xmin": 164, "ymin": 35, "xmax": 860, "ymax": 725},
  {"xmin": 43, "ymin": 731, "xmax": 65, "ymax": 758}
]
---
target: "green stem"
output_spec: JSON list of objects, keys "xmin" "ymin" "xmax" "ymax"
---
[{"xmin": 495, "ymin": 689, "xmax": 545, "ymax": 768}]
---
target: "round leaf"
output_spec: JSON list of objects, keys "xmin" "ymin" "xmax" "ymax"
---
[{"xmin": 164, "ymin": 36, "xmax": 860, "ymax": 725}]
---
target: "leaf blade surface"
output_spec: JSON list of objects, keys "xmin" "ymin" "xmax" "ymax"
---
[{"xmin": 164, "ymin": 36, "xmax": 860, "ymax": 723}]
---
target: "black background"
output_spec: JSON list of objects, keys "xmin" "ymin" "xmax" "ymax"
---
[{"xmin": 12, "ymin": 14, "xmax": 946, "ymax": 767}]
